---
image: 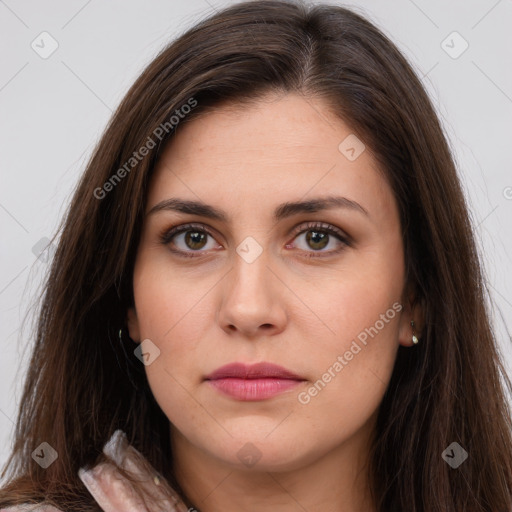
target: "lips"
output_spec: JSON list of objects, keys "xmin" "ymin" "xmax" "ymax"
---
[
  {"xmin": 205, "ymin": 362, "xmax": 303, "ymax": 381},
  {"xmin": 205, "ymin": 362, "xmax": 305, "ymax": 401}
]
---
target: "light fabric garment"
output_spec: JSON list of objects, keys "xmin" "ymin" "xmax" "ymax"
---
[{"xmin": 2, "ymin": 430, "xmax": 190, "ymax": 512}]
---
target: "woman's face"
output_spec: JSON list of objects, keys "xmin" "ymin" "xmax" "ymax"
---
[{"xmin": 127, "ymin": 92, "xmax": 414, "ymax": 472}]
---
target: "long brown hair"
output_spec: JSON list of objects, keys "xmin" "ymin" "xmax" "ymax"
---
[{"xmin": 1, "ymin": 1, "xmax": 511, "ymax": 510}]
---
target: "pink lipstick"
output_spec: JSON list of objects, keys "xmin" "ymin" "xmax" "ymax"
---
[{"xmin": 205, "ymin": 362, "xmax": 305, "ymax": 401}]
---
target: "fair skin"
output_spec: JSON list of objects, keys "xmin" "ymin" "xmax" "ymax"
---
[{"xmin": 127, "ymin": 92, "xmax": 421, "ymax": 512}]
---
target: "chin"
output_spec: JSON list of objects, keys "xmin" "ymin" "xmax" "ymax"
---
[{"xmin": 207, "ymin": 431, "xmax": 315, "ymax": 473}]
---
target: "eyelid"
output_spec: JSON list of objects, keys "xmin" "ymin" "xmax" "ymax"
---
[
  {"xmin": 288, "ymin": 221, "xmax": 351, "ymax": 245},
  {"xmin": 158, "ymin": 222, "xmax": 219, "ymax": 246}
]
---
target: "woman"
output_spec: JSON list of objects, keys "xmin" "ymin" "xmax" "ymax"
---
[{"xmin": 1, "ymin": 1, "xmax": 511, "ymax": 511}]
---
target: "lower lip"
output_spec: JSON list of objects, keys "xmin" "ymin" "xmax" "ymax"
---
[{"xmin": 207, "ymin": 378, "xmax": 303, "ymax": 401}]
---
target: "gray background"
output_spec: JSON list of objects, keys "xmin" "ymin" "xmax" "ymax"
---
[{"xmin": 1, "ymin": 0, "xmax": 511, "ymax": 473}]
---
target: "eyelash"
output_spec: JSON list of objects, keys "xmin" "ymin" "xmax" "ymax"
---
[{"xmin": 158, "ymin": 221, "xmax": 351, "ymax": 259}]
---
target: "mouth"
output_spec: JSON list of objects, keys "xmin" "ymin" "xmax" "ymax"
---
[{"xmin": 204, "ymin": 362, "xmax": 306, "ymax": 401}]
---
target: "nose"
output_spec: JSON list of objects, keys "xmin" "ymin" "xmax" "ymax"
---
[{"xmin": 218, "ymin": 248, "xmax": 287, "ymax": 339}]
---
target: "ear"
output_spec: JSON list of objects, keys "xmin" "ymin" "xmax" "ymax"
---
[
  {"xmin": 126, "ymin": 306, "xmax": 141, "ymax": 343},
  {"xmin": 398, "ymin": 286, "xmax": 425, "ymax": 347}
]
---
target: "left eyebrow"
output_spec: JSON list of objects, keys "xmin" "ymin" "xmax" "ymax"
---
[
  {"xmin": 274, "ymin": 196, "xmax": 369, "ymax": 220},
  {"xmin": 146, "ymin": 195, "xmax": 369, "ymax": 221}
]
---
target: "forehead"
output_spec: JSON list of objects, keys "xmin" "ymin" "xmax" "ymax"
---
[{"xmin": 145, "ymin": 93, "xmax": 396, "ymax": 225}]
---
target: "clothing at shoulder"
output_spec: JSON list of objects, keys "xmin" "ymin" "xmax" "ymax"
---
[
  {"xmin": 2, "ymin": 430, "xmax": 189, "ymax": 512},
  {"xmin": 78, "ymin": 429, "xmax": 189, "ymax": 512}
]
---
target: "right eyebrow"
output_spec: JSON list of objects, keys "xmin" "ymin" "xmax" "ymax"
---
[{"xmin": 146, "ymin": 198, "xmax": 228, "ymax": 221}]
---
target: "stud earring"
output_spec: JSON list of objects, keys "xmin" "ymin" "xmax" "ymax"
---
[{"xmin": 411, "ymin": 320, "xmax": 419, "ymax": 345}]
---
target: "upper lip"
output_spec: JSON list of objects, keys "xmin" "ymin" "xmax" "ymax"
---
[{"xmin": 205, "ymin": 362, "xmax": 304, "ymax": 380}]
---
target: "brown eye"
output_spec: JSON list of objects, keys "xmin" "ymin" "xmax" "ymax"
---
[
  {"xmin": 288, "ymin": 222, "xmax": 351, "ymax": 257},
  {"xmin": 305, "ymin": 230, "xmax": 330, "ymax": 250},
  {"xmin": 159, "ymin": 223, "xmax": 220, "ymax": 257},
  {"xmin": 184, "ymin": 231, "xmax": 208, "ymax": 250}
]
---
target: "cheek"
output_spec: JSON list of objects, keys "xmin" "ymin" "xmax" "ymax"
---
[
  {"xmin": 132, "ymin": 278, "xmax": 210, "ymax": 434},
  {"xmin": 131, "ymin": 255, "xmax": 217, "ymax": 398},
  {"xmin": 310, "ymin": 249, "xmax": 403, "ymax": 344},
  {"xmin": 304, "ymin": 283, "xmax": 400, "ymax": 384},
  {"xmin": 293, "ymin": 295, "xmax": 400, "ymax": 451},
  {"xmin": 296, "ymin": 253, "xmax": 403, "ymax": 412},
  {"xmin": 132, "ymin": 253, "xmax": 213, "ymax": 346}
]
